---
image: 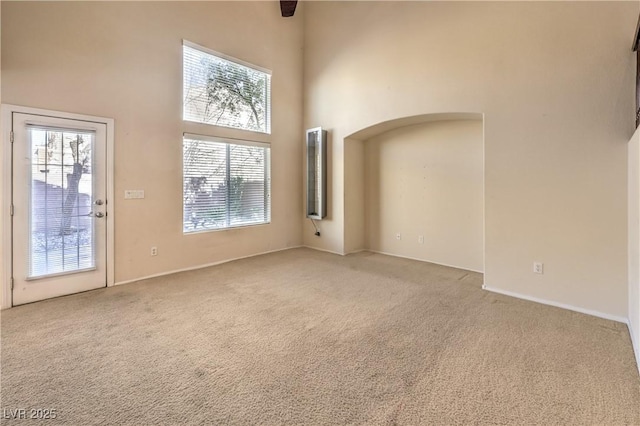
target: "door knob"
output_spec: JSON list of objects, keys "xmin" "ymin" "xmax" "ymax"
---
[{"xmin": 94, "ymin": 212, "xmax": 105, "ymax": 218}]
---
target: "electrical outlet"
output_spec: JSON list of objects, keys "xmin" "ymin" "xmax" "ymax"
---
[
  {"xmin": 396, "ymin": 233, "xmax": 401, "ymax": 241},
  {"xmin": 533, "ymin": 262, "xmax": 543, "ymax": 274},
  {"xmin": 151, "ymin": 246, "xmax": 158, "ymax": 256},
  {"xmin": 418, "ymin": 235, "xmax": 424, "ymax": 244}
]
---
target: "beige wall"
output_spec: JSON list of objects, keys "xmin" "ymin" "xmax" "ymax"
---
[
  {"xmin": 2, "ymin": 1, "xmax": 638, "ymax": 327},
  {"xmin": 343, "ymin": 136, "xmax": 365, "ymax": 254},
  {"xmin": 629, "ymin": 125, "xmax": 640, "ymax": 371},
  {"xmin": 1, "ymin": 1, "xmax": 304, "ymax": 295},
  {"xmin": 304, "ymin": 1, "xmax": 637, "ymax": 318},
  {"xmin": 364, "ymin": 120, "xmax": 483, "ymax": 272}
]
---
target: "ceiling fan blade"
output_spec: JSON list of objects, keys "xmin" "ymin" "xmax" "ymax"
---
[{"xmin": 280, "ymin": 1, "xmax": 297, "ymax": 17}]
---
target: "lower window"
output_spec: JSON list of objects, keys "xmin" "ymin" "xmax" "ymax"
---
[{"xmin": 183, "ymin": 134, "xmax": 271, "ymax": 233}]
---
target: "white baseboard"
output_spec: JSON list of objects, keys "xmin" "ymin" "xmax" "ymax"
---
[
  {"xmin": 345, "ymin": 248, "xmax": 367, "ymax": 255},
  {"xmin": 482, "ymin": 285, "xmax": 628, "ymax": 324},
  {"xmin": 115, "ymin": 245, "xmax": 303, "ymax": 286},
  {"xmin": 369, "ymin": 250, "xmax": 484, "ymax": 274},
  {"xmin": 301, "ymin": 245, "xmax": 345, "ymax": 256},
  {"xmin": 300, "ymin": 247, "xmax": 484, "ymax": 276}
]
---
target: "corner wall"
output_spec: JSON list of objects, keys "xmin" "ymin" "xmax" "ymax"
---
[{"xmin": 304, "ymin": 1, "xmax": 637, "ymax": 318}]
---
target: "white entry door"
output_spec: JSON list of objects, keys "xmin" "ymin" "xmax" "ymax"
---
[{"xmin": 12, "ymin": 112, "xmax": 108, "ymax": 305}]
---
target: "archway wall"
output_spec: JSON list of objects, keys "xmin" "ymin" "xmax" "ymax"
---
[
  {"xmin": 351, "ymin": 118, "xmax": 484, "ymax": 273},
  {"xmin": 303, "ymin": 1, "xmax": 637, "ymax": 319}
]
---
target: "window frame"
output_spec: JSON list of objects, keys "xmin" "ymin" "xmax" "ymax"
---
[
  {"xmin": 634, "ymin": 15, "xmax": 640, "ymax": 128},
  {"xmin": 182, "ymin": 133, "xmax": 271, "ymax": 234},
  {"xmin": 182, "ymin": 40, "xmax": 272, "ymax": 134},
  {"xmin": 635, "ymin": 46, "xmax": 640, "ymax": 129}
]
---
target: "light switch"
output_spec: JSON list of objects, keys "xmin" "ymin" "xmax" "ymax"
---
[{"xmin": 124, "ymin": 190, "xmax": 145, "ymax": 199}]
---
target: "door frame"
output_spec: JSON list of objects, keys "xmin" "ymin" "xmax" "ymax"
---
[{"xmin": 1, "ymin": 104, "xmax": 115, "ymax": 309}]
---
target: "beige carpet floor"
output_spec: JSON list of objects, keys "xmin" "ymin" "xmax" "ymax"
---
[{"xmin": 1, "ymin": 248, "xmax": 639, "ymax": 425}]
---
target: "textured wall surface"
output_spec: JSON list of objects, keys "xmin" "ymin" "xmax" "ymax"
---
[
  {"xmin": 364, "ymin": 120, "xmax": 483, "ymax": 272},
  {"xmin": 1, "ymin": 2, "xmax": 304, "ymax": 295},
  {"xmin": 304, "ymin": 1, "xmax": 638, "ymax": 318}
]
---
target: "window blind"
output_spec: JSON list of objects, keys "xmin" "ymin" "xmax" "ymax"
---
[
  {"xmin": 183, "ymin": 41, "xmax": 271, "ymax": 134},
  {"xmin": 27, "ymin": 126, "xmax": 96, "ymax": 278},
  {"xmin": 183, "ymin": 135, "xmax": 270, "ymax": 233}
]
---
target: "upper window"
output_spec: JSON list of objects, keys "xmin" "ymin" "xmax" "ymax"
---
[{"xmin": 183, "ymin": 41, "xmax": 271, "ymax": 134}]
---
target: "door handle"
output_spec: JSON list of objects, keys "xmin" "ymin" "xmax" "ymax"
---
[{"xmin": 94, "ymin": 212, "xmax": 105, "ymax": 218}]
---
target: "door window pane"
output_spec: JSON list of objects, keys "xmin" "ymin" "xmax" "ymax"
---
[{"xmin": 28, "ymin": 127, "xmax": 95, "ymax": 278}]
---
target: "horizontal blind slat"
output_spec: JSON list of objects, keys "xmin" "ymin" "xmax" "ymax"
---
[{"xmin": 183, "ymin": 137, "xmax": 270, "ymax": 232}]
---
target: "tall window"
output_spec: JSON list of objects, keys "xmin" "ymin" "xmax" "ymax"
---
[
  {"xmin": 636, "ymin": 42, "xmax": 639, "ymax": 128},
  {"xmin": 183, "ymin": 135, "xmax": 271, "ymax": 233},
  {"xmin": 183, "ymin": 41, "xmax": 271, "ymax": 134},
  {"xmin": 635, "ymin": 15, "xmax": 640, "ymax": 128}
]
